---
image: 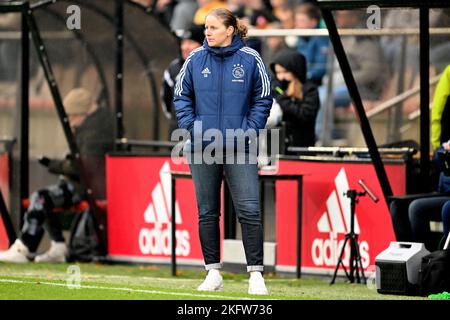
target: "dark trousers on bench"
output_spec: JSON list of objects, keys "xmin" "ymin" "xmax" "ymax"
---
[
  {"xmin": 21, "ymin": 178, "xmax": 82, "ymax": 253},
  {"xmin": 390, "ymin": 195, "xmax": 450, "ymax": 251}
]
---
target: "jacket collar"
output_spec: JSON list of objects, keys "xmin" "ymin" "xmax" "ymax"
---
[{"xmin": 204, "ymin": 36, "xmax": 244, "ymax": 57}]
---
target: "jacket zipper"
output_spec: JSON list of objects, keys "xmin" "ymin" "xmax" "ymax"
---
[{"xmin": 219, "ymin": 56, "xmax": 224, "ymax": 133}]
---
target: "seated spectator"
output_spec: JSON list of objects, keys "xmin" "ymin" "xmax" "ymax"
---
[
  {"xmin": 0, "ymin": 88, "xmax": 114, "ymax": 263},
  {"xmin": 261, "ymin": 21, "xmax": 289, "ymax": 68},
  {"xmin": 232, "ymin": 0, "xmax": 276, "ymax": 29},
  {"xmin": 270, "ymin": 49, "xmax": 320, "ymax": 149},
  {"xmin": 229, "ymin": 0, "xmax": 275, "ymax": 54},
  {"xmin": 170, "ymin": 0, "xmax": 199, "ymax": 32},
  {"xmin": 405, "ymin": 176, "xmax": 450, "ymax": 250},
  {"xmin": 390, "ymin": 68, "xmax": 450, "ymax": 251},
  {"xmin": 276, "ymin": 4, "xmax": 297, "ymax": 48},
  {"xmin": 269, "ymin": 0, "xmax": 287, "ymax": 22},
  {"xmin": 390, "ymin": 162, "xmax": 450, "ymax": 251},
  {"xmin": 294, "ymin": 2, "xmax": 329, "ymax": 86},
  {"xmin": 193, "ymin": 0, "xmax": 228, "ymax": 26}
]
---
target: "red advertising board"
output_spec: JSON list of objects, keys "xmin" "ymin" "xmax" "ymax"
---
[
  {"xmin": 106, "ymin": 156, "xmax": 223, "ymax": 265},
  {"xmin": 106, "ymin": 155, "xmax": 406, "ymax": 275},
  {"xmin": 275, "ymin": 159, "xmax": 406, "ymax": 274},
  {"xmin": 0, "ymin": 153, "xmax": 9, "ymax": 250}
]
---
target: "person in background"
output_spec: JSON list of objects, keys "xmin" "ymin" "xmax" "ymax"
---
[
  {"xmin": 231, "ymin": 0, "xmax": 276, "ymax": 54},
  {"xmin": 193, "ymin": 0, "xmax": 229, "ymax": 26},
  {"xmin": 232, "ymin": 0, "xmax": 276, "ymax": 29},
  {"xmin": 294, "ymin": 2, "xmax": 329, "ymax": 86},
  {"xmin": 261, "ymin": 21, "xmax": 288, "ymax": 69},
  {"xmin": 161, "ymin": 24, "xmax": 205, "ymax": 137},
  {"xmin": 276, "ymin": 4, "xmax": 296, "ymax": 48},
  {"xmin": 170, "ymin": 0, "xmax": 199, "ymax": 32},
  {"xmin": 390, "ymin": 68, "xmax": 450, "ymax": 251},
  {"xmin": 0, "ymin": 88, "xmax": 114, "ymax": 263},
  {"xmin": 270, "ymin": 49, "xmax": 320, "ymax": 150},
  {"xmin": 404, "ymin": 143, "xmax": 450, "ymax": 251}
]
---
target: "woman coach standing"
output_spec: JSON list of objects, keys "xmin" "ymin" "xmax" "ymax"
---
[{"xmin": 174, "ymin": 8, "xmax": 272, "ymax": 295}]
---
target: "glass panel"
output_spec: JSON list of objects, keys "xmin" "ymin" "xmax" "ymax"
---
[
  {"xmin": 0, "ymin": 12, "xmax": 19, "ymax": 140},
  {"xmin": 0, "ymin": 11, "xmax": 20, "ymax": 211},
  {"xmin": 26, "ymin": 1, "xmax": 178, "ymax": 198},
  {"xmin": 332, "ymin": 8, "xmax": 420, "ymax": 147},
  {"xmin": 124, "ymin": 2, "xmax": 179, "ymax": 141}
]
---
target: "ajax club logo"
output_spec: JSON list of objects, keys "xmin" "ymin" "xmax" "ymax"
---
[{"xmin": 232, "ymin": 64, "xmax": 245, "ymax": 79}]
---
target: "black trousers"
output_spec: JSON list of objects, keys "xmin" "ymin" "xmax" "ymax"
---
[{"xmin": 21, "ymin": 179, "xmax": 82, "ymax": 252}]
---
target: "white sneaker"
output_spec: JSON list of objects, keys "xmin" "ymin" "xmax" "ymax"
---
[
  {"xmin": 0, "ymin": 239, "xmax": 30, "ymax": 263},
  {"xmin": 34, "ymin": 241, "xmax": 67, "ymax": 263},
  {"xmin": 248, "ymin": 272, "xmax": 268, "ymax": 295},
  {"xmin": 197, "ymin": 269, "xmax": 223, "ymax": 292}
]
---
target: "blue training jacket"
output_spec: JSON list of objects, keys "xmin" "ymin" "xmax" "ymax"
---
[{"xmin": 174, "ymin": 36, "xmax": 272, "ymax": 149}]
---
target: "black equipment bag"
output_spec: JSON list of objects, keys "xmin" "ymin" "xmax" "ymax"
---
[
  {"xmin": 418, "ymin": 249, "xmax": 450, "ymax": 296},
  {"xmin": 67, "ymin": 209, "xmax": 100, "ymax": 262}
]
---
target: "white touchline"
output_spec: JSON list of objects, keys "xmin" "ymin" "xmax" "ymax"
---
[
  {"xmin": 0, "ymin": 278, "xmax": 260, "ymax": 300},
  {"xmin": 1, "ymin": 271, "xmax": 200, "ymax": 282}
]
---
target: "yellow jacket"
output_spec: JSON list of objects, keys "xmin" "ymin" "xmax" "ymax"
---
[
  {"xmin": 431, "ymin": 65, "xmax": 450, "ymax": 150},
  {"xmin": 193, "ymin": 1, "xmax": 229, "ymax": 25}
]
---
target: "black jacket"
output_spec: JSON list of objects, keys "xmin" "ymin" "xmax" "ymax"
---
[
  {"xmin": 270, "ymin": 49, "xmax": 320, "ymax": 148},
  {"xmin": 161, "ymin": 57, "xmax": 184, "ymax": 136},
  {"xmin": 48, "ymin": 107, "xmax": 115, "ymax": 198},
  {"xmin": 273, "ymin": 81, "xmax": 320, "ymax": 148}
]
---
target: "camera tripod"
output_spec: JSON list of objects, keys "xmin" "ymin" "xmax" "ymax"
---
[{"xmin": 330, "ymin": 189, "xmax": 367, "ymax": 285}]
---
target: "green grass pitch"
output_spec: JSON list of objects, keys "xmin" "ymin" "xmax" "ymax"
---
[{"xmin": 0, "ymin": 263, "xmax": 425, "ymax": 300}]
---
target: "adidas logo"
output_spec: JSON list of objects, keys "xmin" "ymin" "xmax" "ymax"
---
[
  {"xmin": 143, "ymin": 162, "xmax": 182, "ymax": 225},
  {"xmin": 201, "ymin": 67, "xmax": 211, "ymax": 77},
  {"xmin": 139, "ymin": 161, "xmax": 191, "ymax": 257},
  {"xmin": 311, "ymin": 168, "xmax": 370, "ymax": 268},
  {"xmin": 317, "ymin": 168, "xmax": 360, "ymax": 235}
]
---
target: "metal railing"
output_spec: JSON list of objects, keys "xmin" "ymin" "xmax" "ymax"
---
[
  {"xmin": 248, "ymin": 27, "xmax": 450, "ymax": 37},
  {"xmin": 366, "ymin": 73, "xmax": 442, "ymax": 118}
]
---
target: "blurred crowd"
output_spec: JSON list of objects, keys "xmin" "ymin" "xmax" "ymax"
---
[
  {"xmin": 134, "ymin": 0, "xmax": 450, "ymax": 143},
  {"xmin": 1, "ymin": 0, "xmax": 450, "ymax": 146}
]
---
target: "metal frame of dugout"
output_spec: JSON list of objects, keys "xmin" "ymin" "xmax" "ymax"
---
[
  {"xmin": 317, "ymin": 0, "xmax": 450, "ymax": 203},
  {"xmin": 0, "ymin": 0, "xmax": 107, "ymax": 253}
]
